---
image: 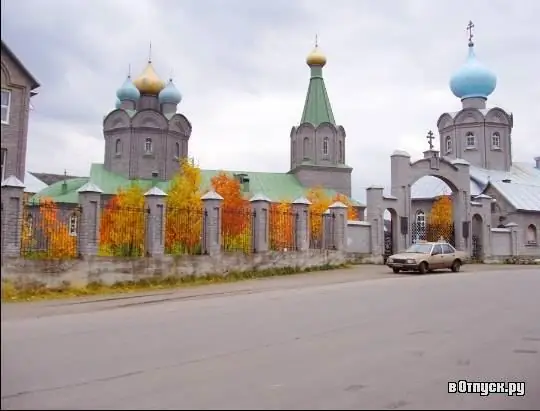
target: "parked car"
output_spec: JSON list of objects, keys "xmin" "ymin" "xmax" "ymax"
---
[{"xmin": 386, "ymin": 240, "xmax": 467, "ymax": 274}]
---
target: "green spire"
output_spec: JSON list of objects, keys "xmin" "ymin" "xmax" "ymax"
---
[{"xmin": 300, "ymin": 46, "xmax": 335, "ymax": 127}]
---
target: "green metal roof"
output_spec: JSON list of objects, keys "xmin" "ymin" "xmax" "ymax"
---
[
  {"xmin": 300, "ymin": 66, "xmax": 335, "ymax": 127},
  {"xmin": 31, "ymin": 164, "xmax": 363, "ymax": 206}
]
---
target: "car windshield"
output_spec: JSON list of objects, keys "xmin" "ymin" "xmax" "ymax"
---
[{"xmin": 405, "ymin": 244, "xmax": 432, "ymax": 254}]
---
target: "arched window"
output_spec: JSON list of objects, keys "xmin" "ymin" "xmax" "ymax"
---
[
  {"xmin": 145, "ymin": 138, "xmax": 153, "ymax": 153},
  {"xmin": 322, "ymin": 137, "xmax": 329, "ymax": 156},
  {"xmin": 466, "ymin": 132, "xmax": 476, "ymax": 148},
  {"xmin": 303, "ymin": 137, "xmax": 309, "ymax": 160},
  {"xmin": 491, "ymin": 132, "xmax": 501, "ymax": 149},
  {"xmin": 115, "ymin": 139, "xmax": 121, "ymax": 155},
  {"xmin": 527, "ymin": 224, "xmax": 538, "ymax": 245},
  {"xmin": 175, "ymin": 142, "xmax": 180, "ymax": 158},
  {"xmin": 414, "ymin": 210, "xmax": 426, "ymax": 242},
  {"xmin": 338, "ymin": 140, "xmax": 343, "ymax": 163},
  {"xmin": 68, "ymin": 214, "xmax": 78, "ymax": 237},
  {"xmin": 445, "ymin": 136, "xmax": 452, "ymax": 154}
]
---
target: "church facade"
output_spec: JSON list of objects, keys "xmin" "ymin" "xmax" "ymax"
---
[{"xmin": 33, "ymin": 45, "xmax": 359, "ymax": 209}]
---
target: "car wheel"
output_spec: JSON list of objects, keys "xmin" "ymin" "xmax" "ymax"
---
[
  {"xmin": 451, "ymin": 260, "xmax": 461, "ymax": 273},
  {"xmin": 392, "ymin": 268, "xmax": 400, "ymax": 273},
  {"xmin": 418, "ymin": 262, "xmax": 428, "ymax": 274}
]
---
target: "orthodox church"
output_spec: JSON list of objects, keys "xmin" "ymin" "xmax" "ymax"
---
[{"xmin": 33, "ymin": 45, "xmax": 360, "ymax": 208}]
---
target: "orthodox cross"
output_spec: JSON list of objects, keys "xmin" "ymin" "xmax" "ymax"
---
[
  {"xmin": 426, "ymin": 130, "xmax": 435, "ymax": 150},
  {"xmin": 467, "ymin": 20, "xmax": 475, "ymax": 46},
  {"xmin": 315, "ymin": 34, "xmax": 319, "ymax": 48},
  {"xmin": 148, "ymin": 42, "xmax": 152, "ymax": 63}
]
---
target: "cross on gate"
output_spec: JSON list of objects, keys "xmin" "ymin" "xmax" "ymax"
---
[{"xmin": 426, "ymin": 130, "xmax": 435, "ymax": 150}]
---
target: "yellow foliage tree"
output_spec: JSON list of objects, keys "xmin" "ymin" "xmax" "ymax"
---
[
  {"xmin": 269, "ymin": 202, "xmax": 295, "ymax": 250},
  {"xmin": 427, "ymin": 195, "xmax": 453, "ymax": 241},
  {"xmin": 99, "ymin": 184, "xmax": 146, "ymax": 257},
  {"xmin": 166, "ymin": 158, "xmax": 203, "ymax": 254}
]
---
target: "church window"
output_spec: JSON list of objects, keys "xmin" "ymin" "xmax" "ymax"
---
[
  {"xmin": 414, "ymin": 210, "xmax": 426, "ymax": 243},
  {"xmin": 322, "ymin": 137, "xmax": 329, "ymax": 156},
  {"xmin": 466, "ymin": 132, "xmax": 476, "ymax": 148},
  {"xmin": 115, "ymin": 139, "xmax": 121, "ymax": 155},
  {"xmin": 68, "ymin": 214, "xmax": 78, "ymax": 237},
  {"xmin": 1, "ymin": 89, "xmax": 11, "ymax": 124},
  {"xmin": 527, "ymin": 224, "xmax": 537, "ymax": 245},
  {"xmin": 175, "ymin": 142, "xmax": 180, "ymax": 158},
  {"xmin": 491, "ymin": 132, "xmax": 501, "ymax": 149},
  {"xmin": 338, "ymin": 141, "xmax": 343, "ymax": 163},
  {"xmin": 145, "ymin": 138, "xmax": 153, "ymax": 153},
  {"xmin": 445, "ymin": 136, "xmax": 452, "ymax": 153},
  {"xmin": 303, "ymin": 137, "xmax": 310, "ymax": 160}
]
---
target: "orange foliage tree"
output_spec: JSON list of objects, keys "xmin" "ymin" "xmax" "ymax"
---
[
  {"xmin": 427, "ymin": 195, "xmax": 453, "ymax": 241},
  {"xmin": 21, "ymin": 197, "xmax": 78, "ymax": 259},
  {"xmin": 306, "ymin": 187, "xmax": 359, "ymax": 242},
  {"xmin": 269, "ymin": 202, "xmax": 295, "ymax": 250},
  {"xmin": 166, "ymin": 158, "xmax": 203, "ymax": 254},
  {"xmin": 211, "ymin": 172, "xmax": 251, "ymax": 251},
  {"xmin": 99, "ymin": 184, "xmax": 146, "ymax": 257}
]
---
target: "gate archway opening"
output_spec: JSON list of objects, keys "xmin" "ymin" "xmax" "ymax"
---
[
  {"xmin": 471, "ymin": 213, "xmax": 483, "ymax": 260},
  {"xmin": 383, "ymin": 208, "xmax": 399, "ymax": 261}
]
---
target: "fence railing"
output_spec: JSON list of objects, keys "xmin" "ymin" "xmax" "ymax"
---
[
  {"xmin": 309, "ymin": 211, "xmax": 325, "ymax": 249},
  {"xmin": 99, "ymin": 204, "xmax": 149, "ymax": 257},
  {"xmin": 269, "ymin": 205, "xmax": 297, "ymax": 251},
  {"xmin": 221, "ymin": 206, "xmax": 253, "ymax": 253},
  {"xmin": 20, "ymin": 200, "xmax": 81, "ymax": 259},
  {"xmin": 165, "ymin": 206, "xmax": 206, "ymax": 255}
]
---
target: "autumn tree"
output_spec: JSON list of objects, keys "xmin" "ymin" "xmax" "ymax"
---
[
  {"xmin": 427, "ymin": 195, "xmax": 453, "ymax": 242},
  {"xmin": 21, "ymin": 197, "xmax": 78, "ymax": 259},
  {"xmin": 99, "ymin": 184, "xmax": 146, "ymax": 257},
  {"xmin": 269, "ymin": 202, "xmax": 295, "ymax": 251},
  {"xmin": 166, "ymin": 158, "xmax": 203, "ymax": 254},
  {"xmin": 332, "ymin": 193, "xmax": 359, "ymax": 221},
  {"xmin": 211, "ymin": 172, "xmax": 251, "ymax": 252}
]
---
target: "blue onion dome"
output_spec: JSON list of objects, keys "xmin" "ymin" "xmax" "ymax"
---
[
  {"xmin": 115, "ymin": 98, "xmax": 121, "ymax": 109},
  {"xmin": 116, "ymin": 76, "xmax": 140, "ymax": 102},
  {"xmin": 158, "ymin": 79, "xmax": 182, "ymax": 104},
  {"xmin": 449, "ymin": 43, "xmax": 497, "ymax": 100}
]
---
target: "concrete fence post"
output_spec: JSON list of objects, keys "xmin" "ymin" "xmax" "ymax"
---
[
  {"xmin": 329, "ymin": 201, "xmax": 348, "ymax": 251},
  {"xmin": 201, "ymin": 190, "xmax": 223, "ymax": 256},
  {"xmin": 292, "ymin": 196, "xmax": 311, "ymax": 251},
  {"xmin": 1, "ymin": 176, "xmax": 25, "ymax": 259},
  {"xmin": 506, "ymin": 222, "xmax": 520, "ymax": 257},
  {"xmin": 77, "ymin": 182, "xmax": 104, "ymax": 257},
  {"xmin": 366, "ymin": 186, "xmax": 385, "ymax": 257},
  {"xmin": 250, "ymin": 194, "xmax": 271, "ymax": 253},
  {"xmin": 144, "ymin": 187, "xmax": 167, "ymax": 257}
]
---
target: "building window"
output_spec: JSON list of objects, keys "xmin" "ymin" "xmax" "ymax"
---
[
  {"xmin": 303, "ymin": 137, "xmax": 309, "ymax": 160},
  {"xmin": 466, "ymin": 132, "xmax": 476, "ymax": 149},
  {"xmin": 414, "ymin": 210, "xmax": 426, "ymax": 243},
  {"xmin": 338, "ymin": 140, "xmax": 343, "ymax": 163},
  {"xmin": 527, "ymin": 224, "xmax": 537, "ymax": 245},
  {"xmin": 1, "ymin": 148, "xmax": 6, "ymax": 181},
  {"xmin": 175, "ymin": 142, "xmax": 180, "ymax": 158},
  {"xmin": 445, "ymin": 136, "xmax": 452, "ymax": 154},
  {"xmin": 322, "ymin": 137, "xmax": 329, "ymax": 156},
  {"xmin": 68, "ymin": 214, "xmax": 78, "ymax": 237},
  {"xmin": 1, "ymin": 89, "xmax": 11, "ymax": 124},
  {"xmin": 492, "ymin": 132, "xmax": 501, "ymax": 149},
  {"xmin": 115, "ymin": 139, "xmax": 121, "ymax": 155},
  {"xmin": 145, "ymin": 138, "xmax": 153, "ymax": 154}
]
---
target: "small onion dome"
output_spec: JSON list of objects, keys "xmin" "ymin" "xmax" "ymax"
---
[
  {"xmin": 133, "ymin": 62, "xmax": 165, "ymax": 95},
  {"xmin": 159, "ymin": 79, "xmax": 182, "ymax": 104},
  {"xmin": 306, "ymin": 46, "xmax": 327, "ymax": 67},
  {"xmin": 116, "ymin": 76, "xmax": 140, "ymax": 102}
]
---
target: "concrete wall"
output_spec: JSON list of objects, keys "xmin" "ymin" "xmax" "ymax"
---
[
  {"xmin": 490, "ymin": 228, "xmax": 512, "ymax": 257},
  {"xmin": 346, "ymin": 220, "xmax": 371, "ymax": 254},
  {"xmin": 1, "ymin": 250, "xmax": 349, "ymax": 288}
]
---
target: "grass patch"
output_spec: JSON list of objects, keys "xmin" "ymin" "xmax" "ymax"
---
[{"xmin": 1, "ymin": 263, "xmax": 348, "ymax": 303}]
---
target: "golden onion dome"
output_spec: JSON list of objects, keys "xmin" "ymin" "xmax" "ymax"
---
[
  {"xmin": 306, "ymin": 46, "xmax": 327, "ymax": 67},
  {"xmin": 133, "ymin": 62, "xmax": 165, "ymax": 95}
]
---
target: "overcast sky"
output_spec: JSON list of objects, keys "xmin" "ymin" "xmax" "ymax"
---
[{"xmin": 2, "ymin": 0, "xmax": 539, "ymax": 199}]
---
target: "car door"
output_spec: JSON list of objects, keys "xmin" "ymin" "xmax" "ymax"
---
[
  {"xmin": 441, "ymin": 243, "xmax": 456, "ymax": 268},
  {"xmin": 430, "ymin": 244, "xmax": 444, "ymax": 269}
]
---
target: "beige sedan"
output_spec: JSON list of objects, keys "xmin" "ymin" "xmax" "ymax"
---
[{"xmin": 386, "ymin": 241, "xmax": 467, "ymax": 274}]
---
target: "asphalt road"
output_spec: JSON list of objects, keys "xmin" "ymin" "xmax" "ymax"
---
[{"xmin": 2, "ymin": 265, "xmax": 540, "ymax": 410}]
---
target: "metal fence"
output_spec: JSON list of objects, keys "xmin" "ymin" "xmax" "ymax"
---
[
  {"xmin": 309, "ymin": 210, "xmax": 325, "ymax": 249},
  {"xmin": 412, "ymin": 222, "xmax": 455, "ymax": 246},
  {"xmin": 165, "ymin": 206, "xmax": 206, "ymax": 255},
  {"xmin": 20, "ymin": 200, "xmax": 81, "ymax": 259},
  {"xmin": 269, "ymin": 205, "xmax": 297, "ymax": 251},
  {"xmin": 221, "ymin": 206, "xmax": 253, "ymax": 253},
  {"xmin": 98, "ymin": 203, "xmax": 149, "ymax": 257}
]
